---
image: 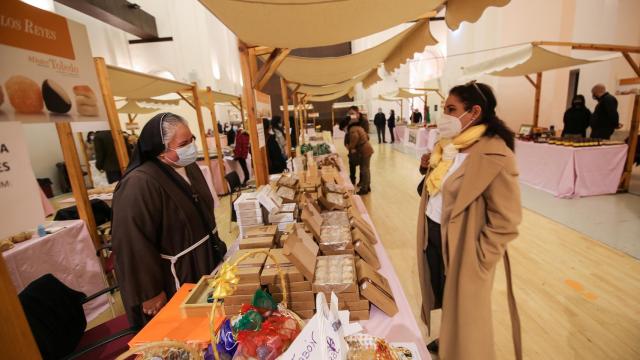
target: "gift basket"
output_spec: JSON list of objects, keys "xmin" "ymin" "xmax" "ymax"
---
[{"xmin": 207, "ymin": 249, "xmax": 306, "ymax": 360}]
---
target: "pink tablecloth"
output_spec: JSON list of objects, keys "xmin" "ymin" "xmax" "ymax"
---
[
  {"xmin": 2, "ymin": 220, "xmax": 109, "ymax": 321},
  {"xmin": 40, "ymin": 188, "xmax": 55, "ymax": 217},
  {"xmin": 394, "ymin": 126, "xmax": 407, "ymax": 145},
  {"xmin": 224, "ymin": 153, "xmax": 253, "ymax": 185},
  {"xmin": 515, "ymin": 140, "xmax": 628, "ymax": 198},
  {"xmin": 198, "ymin": 165, "xmax": 220, "ymax": 208},
  {"xmin": 352, "ymin": 195, "xmax": 430, "ymax": 360}
]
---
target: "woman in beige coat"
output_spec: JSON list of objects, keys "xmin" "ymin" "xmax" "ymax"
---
[{"xmin": 417, "ymin": 82, "xmax": 522, "ymax": 359}]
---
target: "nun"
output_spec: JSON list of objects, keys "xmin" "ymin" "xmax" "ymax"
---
[{"xmin": 111, "ymin": 112, "xmax": 227, "ymax": 328}]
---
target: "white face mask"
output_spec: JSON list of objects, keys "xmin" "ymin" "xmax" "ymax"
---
[
  {"xmin": 438, "ymin": 111, "xmax": 469, "ymax": 139},
  {"xmin": 169, "ymin": 142, "xmax": 198, "ymax": 167}
]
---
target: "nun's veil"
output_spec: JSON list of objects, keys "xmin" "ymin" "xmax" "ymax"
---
[{"xmin": 120, "ymin": 112, "xmax": 172, "ymax": 180}]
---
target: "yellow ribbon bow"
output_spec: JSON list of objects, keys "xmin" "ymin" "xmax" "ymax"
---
[{"xmin": 208, "ymin": 263, "xmax": 240, "ymax": 299}]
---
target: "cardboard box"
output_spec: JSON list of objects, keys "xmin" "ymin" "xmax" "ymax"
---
[
  {"xmin": 352, "ymin": 217, "xmax": 377, "ymax": 245},
  {"xmin": 301, "ymin": 203, "xmax": 322, "ymax": 242},
  {"xmin": 354, "ymin": 237, "xmax": 380, "ymax": 270},
  {"xmin": 223, "ymin": 294, "xmax": 254, "ymax": 306},
  {"xmin": 270, "ymin": 290, "xmax": 314, "ymax": 303},
  {"xmin": 268, "ymin": 281, "xmax": 312, "ymax": 294},
  {"xmin": 319, "ymin": 290, "xmax": 360, "ymax": 303},
  {"xmin": 260, "ymin": 267, "xmax": 305, "ymax": 285},
  {"xmin": 239, "ymin": 236, "xmax": 274, "ymax": 250},
  {"xmin": 319, "ymin": 226, "xmax": 352, "ymax": 254},
  {"xmin": 356, "ymin": 259, "xmax": 398, "ymax": 317},
  {"xmin": 244, "ymin": 225, "xmax": 278, "ymax": 238},
  {"xmin": 236, "ymin": 267, "xmax": 262, "ymax": 284},
  {"xmin": 340, "ymin": 297, "xmax": 370, "ymax": 312},
  {"xmin": 276, "ymin": 186, "xmax": 297, "ymax": 203},
  {"xmin": 349, "ymin": 310, "xmax": 370, "ymax": 321},
  {"xmin": 288, "ymin": 301, "xmax": 315, "ymax": 311},
  {"xmin": 312, "ymin": 255, "xmax": 357, "ymax": 294},
  {"xmin": 231, "ymin": 283, "xmax": 262, "ymax": 296},
  {"xmin": 257, "ymin": 185, "xmax": 283, "ymax": 212},
  {"xmin": 295, "ymin": 309, "xmax": 315, "ymax": 319},
  {"xmin": 282, "ymin": 224, "xmax": 319, "ymax": 282},
  {"xmin": 227, "ymin": 249, "xmax": 269, "ymax": 268},
  {"xmin": 179, "ymin": 275, "xmax": 214, "ymax": 318}
]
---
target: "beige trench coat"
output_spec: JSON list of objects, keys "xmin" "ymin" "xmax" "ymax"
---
[{"xmin": 417, "ymin": 136, "xmax": 523, "ymax": 360}]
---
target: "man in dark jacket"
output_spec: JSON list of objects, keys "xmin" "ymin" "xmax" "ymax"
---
[
  {"xmin": 590, "ymin": 84, "xmax": 619, "ymax": 139},
  {"xmin": 373, "ymin": 108, "xmax": 387, "ymax": 143},
  {"xmin": 94, "ymin": 130, "xmax": 121, "ymax": 183},
  {"xmin": 410, "ymin": 108, "xmax": 422, "ymax": 124},
  {"xmin": 388, "ymin": 109, "xmax": 396, "ymax": 143}
]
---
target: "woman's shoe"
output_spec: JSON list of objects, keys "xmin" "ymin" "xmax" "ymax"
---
[{"xmin": 427, "ymin": 339, "xmax": 439, "ymax": 354}]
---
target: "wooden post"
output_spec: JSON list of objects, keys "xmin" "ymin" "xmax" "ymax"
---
[
  {"xmin": 533, "ymin": 72, "xmax": 542, "ymax": 127},
  {"xmin": 94, "ymin": 57, "xmax": 129, "ymax": 174},
  {"xmin": 0, "ymin": 256, "xmax": 42, "ymax": 360},
  {"xmin": 292, "ymin": 92, "xmax": 299, "ymax": 148},
  {"xmin": 77, "ymin": 133, "xmax": 94, "ymax": 189},
  {"xmin": 621, "ymin": 94, "xmax": 640, "ymax": 191},
  {"xmin": 56, "ymin": 122, "xmax": 100, "ymax": 248},
  {"xmin": 280, "ymin": 78, "xmax": 292, "ymax": 157},
  {"xmin": 331, "ymin": 107, "xmax": 335, "ymax": 129},
  {"xmin": 400, "ymin": 99, "xmax": 404, "ymax": 123},
  {"xmin": 190, "ymin": 84, "xmax": 215, "ymax": 186},
  {"xmin": 239, "ymin": 97, "xmax": 247, "ymax": 129},
  {"xmin": 206, "ymin": 87, "xmax": 229, "ymax": 192},
  {"xmin": 238, "ymin": 42, "xmax": 269, "ymax": 186},
  {"xmin": 424, "ymin": 94, "xmax": 428, "ymax": 125}
]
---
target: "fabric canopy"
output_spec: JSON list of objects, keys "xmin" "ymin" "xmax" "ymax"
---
[
  {"xmin": 107, "ymin": 65, "xmax": 192, "ymax": 98},
  {"xmin": 378, "ymin": 95, "xmax": 403, "ymax": 102},
  {"xmin": 269, "ymin": 20, "xmax": 436, "ymax": 86},
  {"xmin": 307, "ymin": 88, "xmax": 353, "ymax": 102},
  {"xmin": 198, "ymin": 0, "xmax": 510, "ymax": 48},
  {"xmin": 295, "ymin": 72, "xmax": 369, "ymax": 96},
  {"xmin": 116, "ymin": 100, "xmax": 160, "ymax": 114},
  {"xmin": 462, "ymin": 44, "xmax": 620, "ymax": 77},
  {"xmin": 332, "ymin": 102, "xmax": 364, "ymax": 109}
]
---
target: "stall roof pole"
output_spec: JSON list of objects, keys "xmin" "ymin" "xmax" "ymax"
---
[
  {"xmin": 621, "ymin": 94, "xmax": 640, "ymax": 191},
  {"xmin": 253, "ymin": 48, "xmax": 291, "ymax": 91},
  {"xmin": 0, "ymin": 256, "xmax": 42, "ymax": 360},
  {"xmin": 206, "ymin": 87, "xmax": 229, "ymax": 193},
  {"xmin": 533, "ymin": 72, "xmax": 542, "ymax": 127},
  {"xmin": 292, "ymin": 91, "xmax": 300, "ymax": 148},
  {"xmin": 531, "ymin": 41, "xmax": 640, "ymax": 54},
  {"xmin": 239, "ymin": 42, "xmax": 269, "ymax": 186},
  {"xmin": 94, "ymin": 57, "xmax": 129, "ymax": 174},
  {"xmin": 331, "ymin": 108, "xmax": 335, "ymax": 130},
  {"xmin": 280, "ymin": 78, "xmax": 292, "ymax": 157},
  {"xmin": 56, "ymin": 122, "xmax": 100, "ymax": 248},
  {"xmin": 189, "ymin": 84, "xmax": 215, "ymax": 189}
]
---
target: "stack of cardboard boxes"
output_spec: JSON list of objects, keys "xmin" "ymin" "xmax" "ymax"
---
[{"xmin": 233, "ymin": 192, "xmax": 264, "ymax": 237}]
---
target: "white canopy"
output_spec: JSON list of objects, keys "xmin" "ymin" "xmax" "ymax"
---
[
  {"xmin": 106, "ymin": 65, "xmax": 192, "ymax": 98},
  {"xmin": 116, "ymin": 100, "xmax": 160, "ymax": 115},
  {"xmin": 198, "ymin": 0, "xmax": 511, "ymax": 48},
  {"xmin": 307, "ymin": 89, "xmax": 353, "ymax": 102},
  {"xmin": 270, "ymin": 20, "xmax": 436, "ymax": 86},
  {"xmin": 332, "ymin": 102, "xmax": 365, "ymax": 109},
  {"xmin": 462, "ymin": 44, "xmax": 620, "ymax": 77}
]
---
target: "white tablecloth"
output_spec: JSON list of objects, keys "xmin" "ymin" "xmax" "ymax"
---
[{"xmin": 2, "ymin": 220, "xmax": 110, "ymax": 321}]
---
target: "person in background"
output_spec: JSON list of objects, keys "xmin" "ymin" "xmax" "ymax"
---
[
  {"xmin": 85, "ymin": 131, "xmax": 96, "ymax": 160},
  {"xmin": 227, "ymin": 125, "xmax": 236, "ymax": 146},
  {"xmin": 347, "ymin": 106, "xmax": 374, "ymax": 195},
  {"xmin": 590, "ymin": 84, "xmax": 619, "ymax": 139},
  {"xmin": 342, "ymin": 110, "xmax": 358, "ymax": 185},
  {"xmin": 411, "ymin": 108, "xmax": 423, "ymax": 124},
  {"xmin": 217, "ymin": 122, "xmax": 223, "ymax": 134},
  {"xmin": 289, "ymin": 115, "xmax": 297, "ymax": 148},
  {"xmin": 416, "ymin": 81, "xmax": 521, "ymax": 359},
  {"xmin": 111, "ymin": 112, "xmax": 226, "ymax": 328},
  {"xmin": 271, "ymin": 115, "xmax": 288, "ymax": 158},
  {"xmin": 374, "ymin": 107, "xmax": 387, "ymax": 144},
  {"xmin": 265, "ymin": 119, "xmax": 288, "ymax": 174},
  {"xmin": 233, "ymin": 127, "xmax": 250, "ymax": 186},
  {"xmin": 94, "ymin": 130, "xmax": 121, "ymax": 184},
  {"xmin": 388, "ymin": 110, "xmax": 396, "ymax": 143},
  {"xmin": 562, "ymin": 95, "xmax": 591, "ymax": 137}
]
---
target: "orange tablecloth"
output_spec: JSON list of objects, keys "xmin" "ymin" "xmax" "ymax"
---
[{"xmin": 128, "ymin": 284, "xmax": 219, "ymax": 349}]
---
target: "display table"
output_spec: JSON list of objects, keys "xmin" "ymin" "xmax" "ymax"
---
[
  {"xmin": 394, "ymin": 125, "xmax": 407, "ymax": 144},
  {"xmin": 2, "ymin": 220, "xmax": 109, "ymax": 321},
  {"xmin": 515, "ymin": 140, "xmax": 628, "ymax": 197},
  {"xmin": 198, "ymin": 164, "xmax": 220, "ymax": 208}
]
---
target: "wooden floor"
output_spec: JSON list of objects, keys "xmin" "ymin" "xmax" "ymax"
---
[
  {"xmin": 352, "ymin": 141, "xmax": 640, "ymax": 360},
  {"xmin": 91, "ymin": 142, "xmax": 640, "ymax": 359}
]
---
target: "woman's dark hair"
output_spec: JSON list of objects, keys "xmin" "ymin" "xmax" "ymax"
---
[
  {"xmin": 349, "ymin": 105, "xmax": 360, "ymax": 113},
  {"xmin": 449, "ymin": 81, "xmax": 515, "ymax": 151},
  {"xmin": 86, "ymin": 131, "xmax": 95, "ymax": 143},
  {"xmin": 571, "ymin": 94, "xmax": 586, "ymax": 107},
  {"xmin": 271, "ymin": 115, "xmax": 284, "ymax": 131}
]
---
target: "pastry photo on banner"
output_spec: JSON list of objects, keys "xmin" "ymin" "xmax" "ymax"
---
[{"xmin": 0, "ymin": 0, "xmax": 105, "ymax": 124}]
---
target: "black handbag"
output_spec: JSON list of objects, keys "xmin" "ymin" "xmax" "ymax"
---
[
  {"xmin": 417, "ymin": 176, "xmax": 425, "ymax": 196},
  {"xmin": 153, "ymin": 161, "xmax": 227, "ymax": 265}
]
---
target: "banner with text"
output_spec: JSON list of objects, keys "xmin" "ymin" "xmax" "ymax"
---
[
  {"xmin": 0, "ymin": 122, "xmax": 45, "ymax": 239},
  {"xmin": 0, "ymin": 0, "xmax": 106, "ymax": 124}
]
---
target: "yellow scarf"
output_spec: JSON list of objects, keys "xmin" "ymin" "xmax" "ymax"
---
[{"xmin": 426, "ymin": 124, "xmax": 487, "ymax": 196}]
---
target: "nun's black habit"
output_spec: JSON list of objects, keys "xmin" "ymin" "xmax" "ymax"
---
[{"xmin": 112, "ymin": 113, "xmax": 226, "ymax": 327}]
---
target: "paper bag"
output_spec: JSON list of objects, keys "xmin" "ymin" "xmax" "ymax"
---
[{"xmin": 281, "ymin": 293, "xmax": 348, "ymax": 359}]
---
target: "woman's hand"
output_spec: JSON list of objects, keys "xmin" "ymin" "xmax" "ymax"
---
[
  {"xmin": 420, "ymin": 153, "xmax": 431, "ymax": 168},
  {"xmin": 142, "ymin": 291, "xmax": 167, "ymax": 316}
]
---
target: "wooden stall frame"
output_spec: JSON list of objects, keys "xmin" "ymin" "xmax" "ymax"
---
[
  {"xmin": 56, "ymin": 122, "xmax": 101, "ymax": 248},
  {"xmin": 205, "ymin": 86, "xmax": 230, "ymax": 192},
  {"xmin": 94, "ymin": 57, "xmax": 130, "ymax": 174},
  {"xmin": 525, "ymin": 41, "xmax": 640, "ymax": 191},
  {"xmin": 280, "ymin": 78, "xmax": 292, "ymax": 157}
]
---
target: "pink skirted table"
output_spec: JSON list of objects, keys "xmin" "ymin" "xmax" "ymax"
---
[
  {"xmin": 514, "ymin": 140, "xmax": 628, "ymax": 198},
  {"xmin": 394, "ymin": 125, "xmax": 407, "ymax": 145},
  {"xmin": 352, "ymin": 195, "xmax": 430, "ymax": 360},
  {"xmin": 2, "ymin": 220, "xmax": 109, "ymax": 321},
  {"xmin": 198, "ymin": 165, "xmax": 221, "ymax": 208}
]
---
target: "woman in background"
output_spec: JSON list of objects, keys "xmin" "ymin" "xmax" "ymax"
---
[
  {"xmin": 388, "ymin": 109, "xmax": 396, "ymax": 143},
  {"xmin": 562, "ymin": 94, "xmax": 591, "ymax": 137},
  {"xmin": 233, "ymin": 127, "xmax": 251, "ymax": 186},
  {"xmin": 271, "ymin": 115, "xmax": 288, "ymax": 158},
  {"xmin": 346, "ymin": 106, "xmax": 374, "ymax": 195}
]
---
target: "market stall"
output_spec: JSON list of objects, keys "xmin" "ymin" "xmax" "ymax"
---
[
  {"xmin": 515, "ymin": 140, "xmax": 628, "ymax": 197},
  {"xmin": 463, "ymin": 41, "xmax": 640, "ymax": 192},
  {"xmin": 2, "ymin": 220, "xmax": 109, "ymax": 321}
]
